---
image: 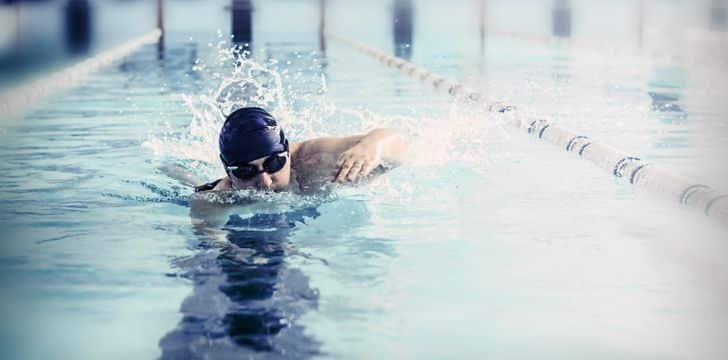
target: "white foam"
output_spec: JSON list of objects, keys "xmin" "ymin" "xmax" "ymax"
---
[{"xmin": 143, "ymin": 40, "xmax": 498, "ymax": 196}]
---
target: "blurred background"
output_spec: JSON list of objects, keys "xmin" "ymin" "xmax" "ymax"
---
[
  {"xmin": 1, "ymin": 1, "xmax": 728, "ymax": 359},
  {"xmin": 1, "ymin": 0, "xmax": 726, "ymax": 90},
  {"xmin": 3, "ymin": 0, "xmax": 726, "ymax": 192}
]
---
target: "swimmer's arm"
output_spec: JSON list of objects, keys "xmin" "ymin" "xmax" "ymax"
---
[
  {"xmin": 189, "ymin": 178, "xmax": 251, "ymax": 227},
  {"xmin": 354, "ymin": 128, "xmax": 408, "ymax": 166},
  {"xmin": 299, "ymin": 128, "xmax": 407, "ymax": 166},
  {"xmin": 189, "ymin": 190, "xmax": 236, "ymax": 228},
  {"xmin": 190, "ymin": 215, "xmax": 230, "ymax": 245},
  {"xmin": 190, "ymin": 179, "xmax": 276, "ymax": 221},
  {"xmin": 323, "ymin": 128, "xmax": 408, "ymax": 182},
  {"xmin": 212, "ymin": 177, "xmax": 232, "ymax": 191},
  {"xmin": 157, "ymin": 163, "xmax": 205, "ymax": 187}
]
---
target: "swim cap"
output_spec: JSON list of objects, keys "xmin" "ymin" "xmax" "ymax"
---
[{"xmin": 219, "ymin": 107, "xmax": 288, "ymax": 165}]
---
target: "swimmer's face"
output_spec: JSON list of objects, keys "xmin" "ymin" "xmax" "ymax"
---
[{"xmin": 227, "ymin": 152, "xmax": 291, "ymax": 192}]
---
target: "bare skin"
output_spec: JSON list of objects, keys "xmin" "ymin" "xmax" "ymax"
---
[
  {"xmin": 208, "ymin": 128, "xmax": 408, "ymax": 194},
  {"xmin": 186, "ymin": 128, "xmax": 407, "ymax": 229}
]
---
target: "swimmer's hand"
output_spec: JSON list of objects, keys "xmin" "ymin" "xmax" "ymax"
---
[
  {"xmin": 332, "ymin": 128, "xmax": 407, "ymax": 183},
  {"xmin": 333, "ymin": 141, "xmax": 383, "ymax": 183}
]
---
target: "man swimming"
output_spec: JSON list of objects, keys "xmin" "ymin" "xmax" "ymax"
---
[{"xmin": 194, "ymin": 106, "xmax": 408, "ymax": 194}]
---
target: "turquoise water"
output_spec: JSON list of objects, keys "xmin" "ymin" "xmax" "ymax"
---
[
  {"xmin": 0, "ymin": 0, "xmax": 157, "ymax": 91},
  {"xmin": 1, "ymin": 0, "xmax": 727, "ymax": 359}
]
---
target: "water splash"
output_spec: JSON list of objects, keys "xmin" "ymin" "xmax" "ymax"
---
[
  {"xmin": 143, "ymin": 36, "xmax": 503, "ymax": 206},
  {"xmin": 144, "ymin": 39, "xmax": 336, "ymax": 182}
]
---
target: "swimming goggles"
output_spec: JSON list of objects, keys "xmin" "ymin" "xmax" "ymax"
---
[{"xmin": 224, "ymin": 151, "xmax": 288, "ymax": 180}]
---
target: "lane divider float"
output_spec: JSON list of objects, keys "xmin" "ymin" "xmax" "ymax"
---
[
  {"xmin": 328, "ymin": 32, "xmax": 727, "ymax": 227},
  {"xmin": 0, "ymin": 28, "xmax": 162, "ymax": 121}
]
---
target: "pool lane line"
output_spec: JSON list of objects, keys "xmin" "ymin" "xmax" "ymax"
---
[
  {"xmin": 327, "ymin": 32, "xmax": 728, "ymax": 228},
  {"xmin": 0, "ymin": 28, "xmax": 162, "ymax": 122}
]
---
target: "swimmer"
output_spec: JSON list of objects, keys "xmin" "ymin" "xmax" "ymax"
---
[{"xmin": 194, "ymin": 106, "xmax": 408, "ymax": 195}]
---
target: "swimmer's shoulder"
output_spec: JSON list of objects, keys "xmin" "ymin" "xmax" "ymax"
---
[
  {"xmin": 289, "ymin": 140, "xmax": 339, "ymax": 170},
  {"xmin": 291, "ymin": 136, "xmax": 363, "ymax": 159},
  {"xmin": 194, "ymin": 177, "xmax": 232, "ymax": 192}
]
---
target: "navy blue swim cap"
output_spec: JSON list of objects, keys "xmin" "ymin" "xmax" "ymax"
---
[{"xmin": 219, "ymin": 107, "xmax": 288, "ymax": 165}]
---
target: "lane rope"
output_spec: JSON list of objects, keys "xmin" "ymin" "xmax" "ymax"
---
[
  {"xmin": 0, "ymin": 28, "xmax": 162, "ymax": 121},
  {"xmin": 328, "ymin": 32, "xmax": 727, "ymax": 227}
]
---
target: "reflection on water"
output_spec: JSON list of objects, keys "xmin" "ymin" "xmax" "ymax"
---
[
  {"xmin": 159, "ymin": 207, "xmax": 321, "ymax": 358},
  {"xmin": 647, "ymin": 91, "xmax": 683, "ymax": 113},
  {"xmin": 647, "ymin": 65, "xmax": 690, "ymax": 155},
  {"xmin": 0, "ymin": 0, "xmax": 726, "ymax": 358},
  {"xmin": 647, "ymin": 66, "xmax": 687, "ymax": 120},
  {"xmin": 550, "ymin": 46, "xmax": 571, "ymax": 85}
]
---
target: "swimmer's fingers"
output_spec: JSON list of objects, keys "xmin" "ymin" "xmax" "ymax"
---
[
  {"xmin": 333, "ymin": 153, "xmax": 351, "ymax": 181},
  {"xmin": 335, "ymin": 154, "xmax": 346, "ymax": 168},
  {"xmin": 335, "ymin": 151, "xmax": 355, "ymax": 168},
  {"xmin": 361, "ymin": 160, "xmax": 381, "ymax": 177},
  {"xmin": 334, "ymin": 160, "xmax": 354, "ymax": 182},
  {"xmin": 346, "ymin": 161, "xmax": 365, "ymax": 182}
]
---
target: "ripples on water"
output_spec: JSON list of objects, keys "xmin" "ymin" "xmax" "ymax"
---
[
  {"xmin": 159, "ymin": 209, "xmax": 323, "ymax": 358},
  {"xmin": 2, "ymin": 0, "xmax": 728, "ymax": 358},
  {"xmin": 137, "ymin": 36, "xmax": 419, "ymax": 358}
]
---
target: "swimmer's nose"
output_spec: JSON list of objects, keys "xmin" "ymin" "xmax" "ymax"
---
[{"xmin": 257, "ymin": 172, "xmax": 273, "ymax": 190}]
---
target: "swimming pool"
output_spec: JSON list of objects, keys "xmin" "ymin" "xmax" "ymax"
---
[{"xmin": 1, "ymin": 0, "xmax": 727, "ymax": 358}]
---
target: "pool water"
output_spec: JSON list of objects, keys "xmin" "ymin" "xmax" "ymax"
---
[{"xmin": 1, "ymin": 0, "xmax": 727, "ymax": 359}]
